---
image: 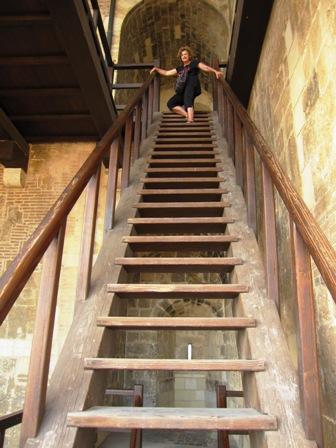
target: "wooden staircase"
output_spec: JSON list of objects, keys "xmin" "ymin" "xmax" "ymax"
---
[{"xmin": 67, "ymin": 112, "xmax": 278, "ymax": 444}]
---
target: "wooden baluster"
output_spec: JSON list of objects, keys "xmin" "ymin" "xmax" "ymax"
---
[
  {"xmin": 216, "ymin": 385, "xmax": 230, "ymax": 448},
  {"xmin": 130, "ymin": 384, "xmax": 143, "ymax": 448},
  {"xmin": 121, "ymin": 115, "xmax": 133, "ymax": 190},
  {"xmin": 245, "ymin": 133, "xmax": 257, "ymax": 234},
  {"xmin": 290, "ymin": 222, "xmax": 323, "ymax": 448},
  {"xmin": 104, "ymin": 138, "xmax": 119, "ymax": 231},
  {"xmin": 226, "ymin": 99, "xmax": 234, "ymax": 161},
  {"xmin": 0, "ymin": 410, "xmax": 23, "ymax": 448},
  {"xmin": 20, "ymin": 222, "xmax": 66, "ymax": 446},
  {"xmin": 141, "ymin": 92, "xmax": 148, "ymax": 141},
  {"xmin": 222, "ymin": 89, "xmax": 228, "ymax": 139},
  {"xmin": 133, "ymin": 102, "xmax": 142, "ymax": 161},
  {"xmin": 261, "ymin": 163, "xmax": 279, "ymax": 309},
  {"xmin": 147, "ymin": 81, "xmax": 154, "ymax": 132},
  {"xmin": 153, "ymin": 58, "xmax": 160, "ymax": 112},
  {"xmin": 233, "ymin": 112, "xmax": 243, "ymax": 187},
  {"xmin": 217, "ymin": 80, "xmax": 224, "ymax": 137},
  {"xmin": 76, "ymin": 165, "xmax": 101, "ymax": 301}
]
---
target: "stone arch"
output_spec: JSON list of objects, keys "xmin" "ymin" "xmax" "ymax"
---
[{"xmin": 116, "ymin": 0, "xmax": 231, "ymax": 109}]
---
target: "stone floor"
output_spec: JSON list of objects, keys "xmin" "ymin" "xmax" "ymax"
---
[{"xmin": 98, "ymin": 430, "xmax": 216, "ymax": 447}]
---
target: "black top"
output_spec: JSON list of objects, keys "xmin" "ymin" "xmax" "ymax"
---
[{"xmin": 176, "ymin": 58, "xmax": 201, "ymax": 95}]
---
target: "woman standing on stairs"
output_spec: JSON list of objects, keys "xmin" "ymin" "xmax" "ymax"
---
[{"xmin": 150, "ymin": 46, "xmax": 223, "ymax": 122}]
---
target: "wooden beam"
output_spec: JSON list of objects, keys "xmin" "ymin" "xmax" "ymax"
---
[
  {"xmin": 0, "ymin": 14, "xmax": 51, "ymax": 26},
  {"xmin": 0, "ymin": 141, "xmax": 28, "ymax": 170},
  {"xmin": 0, "ymin": 108, "xmax": 28, "ymax": 156},
  {"xmin": 111, "ymin": 83, "xmax": 143, "ymax": 89},
  {"xmin": 0, "ymin": 56, "xmax": 68, "ymax": 66},
  {"xmin": 46, "ymin": 0, "xmax": 116, "ymax": 137}
]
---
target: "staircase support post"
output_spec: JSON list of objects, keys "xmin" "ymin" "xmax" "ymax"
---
[
  {"xmin": 121, "ymin": 115, "xmax": 134, "ymax": 190},
  {"xmin": 244, "ymin": 134, "xmax": 257, "ymax": 234},
  {"xmin": 226, "ymin": 100, "xmax": 234, "ymax": 160},
  {"xmin": 76, "ymin": 165, "xmax": 101, "ymax": 301},
  {"xmin": 20, "ymin": 222, "xmax": 66, "ymax": 446},
  {"xmin": 133, "ymin": 102, "xmax": 142, "ymax": 160},
  {"xmin": 233, "ymin": 112, "xmax": 243, "ymax": 187},
  {"xmin": 216, "ymin": 385, "xmax": 230, "ymax": 448},
  {"xmin": 147, "ymin": 81, "xmax": 154, "ymax": 132},
  {"xmin": 104, "ymin": 138, "xmax": 120, "ymax": 231},
  {"xmin": 141, "ymin": 92, "xmax": 148, "ymax": 140},
  {"xmin": 290, "ymin": 222, "xmax": 323, "ymax": 448},
  {"xmin": 261, "ymin": 163, "xmax": 279, "ymax": 309}
]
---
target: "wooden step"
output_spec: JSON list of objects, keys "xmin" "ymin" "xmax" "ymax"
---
[
  {"xmin": 156, "ymin": 127, "xmax": 212, "ymax": 132},
  {"xmin": 155, "ymin": 138, "xmax": 216, "ymax": 144},
  {"xmin": 97, "ymin": 316, "xmax": 256, "ymax": 329},
  {"xmin": 127, "ymin": 217, "xmax": 234, "ymax": 234},
  {"xmin": 140, "ymin": 177, "xmax": 226, "ymax": 189},
  {"xmin": 67, "ymin": 407, "xmax": 277, "ymax": 431},
  {"xmin": 115, "ymin": 257, "xmax": 242, "ymax": 273},
  {"xmin": 156, "ymin": 132, "xmax": 215, "ymax": 138},
  {"xmin": 107, "ymin": 283, "xmax": 249, "ymax": 299},
  {"xmin": 137, "ymin": 188, "xmax": 228, "ymax": 202},
  {"xmin": 133, "ymin": 201, "xmax": 230, "ymax": 217},
  {"xmin": 122, "ymin": 235, "xmax": 238, "ymax": 251},
  {"xmin": 147, "ymin": 159, "xmax": 221, "ymax": 168},
  {"xmin": 145, "ymin": 167, "xmax": 223, "ymax": 178},
  {"xmin": 84, "ymin": 358, "xmax": 265, "ymax": 371},
  {"xmin": 150, "ymin": 151, "xmax": 220, "ymax": 157},
  {"xmin": 154, "ymin": 144, "xmax": 217, "ymax": 149}
]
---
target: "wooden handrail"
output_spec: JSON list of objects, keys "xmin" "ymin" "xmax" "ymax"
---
[
  {"xmin": 218, "ymin": 78, "xmax": 336, "ymax": 302},
  {"xmin": 0, "ymin": 73, "xmax": 156, "ymax": 325}
]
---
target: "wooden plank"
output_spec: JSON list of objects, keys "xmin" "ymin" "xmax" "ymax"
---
[
  {"xmin": 141, "ymin": 91, "xmax": 148, "ymax": 140},
  {"xmin": 122, "ymin": 235, "xmax": 238, "ymax": 252},
  {"xmin": 261, "ymin": 163, "xmax": 279, "ymax": 309},
  {"xmin": 245, "ymin": 134, "xmax": 257, "ymax": 233},
  {"xmin": 107, "ymin": 283, "xmax": 249, "ymax": 299},
  {"xmin": 20, "ymin": 222, "xmax": 66, "ymax": 446},
  {"xmin": 145, "ymin": 167, "xmax": 223, "ymax": 173},
  {"xmin": 105, "ymin": 389, "xmax": 136, "ymax": 397},
  {"xmin": 46, "ymin": 0, "xmax": 115, "ymax": 136},
  {"xmin": 128, "ymin": 217, "xmax": 234, "ymax": 234},
  {"xmin": 150, "ymin": 151, "xmax": 219, "ymax": 156},
  {"xmin": 131, "ymin": 384, "xmax": 143, "ymax": 448},
  {"xmin": 67, "ymin": 407, "xmax": 277, "ymax": 431},
  {"xmin": 76, "ymin": 166, "xmax": 101, "ymax": 301},
  {"xmin": 133, "ymin": 201, "xmax": 230, "ymax": 218},
  {"xmin": 0, "ymin": 14, "xmax": 51, "ymax": 25},
  {"xmin": 0, "ymin": 108, "xmax": 29, "ymax": 156},
  {"xmin": 121, "ymin": 115, "xmax": 133, "ymax": 190},
  {"xmin": 0, "ymin": 410, "xmax": 23, "ymax": 430},
  {"xmin": 155, "ymin": 138, "xmax": 216, "ymax": 144},
  {"xmin": 138, "ymin": 188, "xmax": 228, "ymax": 195},
  {"xmin": 133, "ymin": 201, "xmax": 230, "ymax": 209},
  {"xmin": 0, "ymin": 55, "xmax": 68, "ymax": 66},
  {"xmin": 226, "ymin": 100, "xmax": 234, "ymax": 160},
  {"xmin": 147, "ymin": 158, "xmax": 222, "ymax": 165},
  {"xmin": 290, "ymin": 222, "xmax": 323, "ymax": 447},
  {"xmin": 133, "ymin": 102, "xmax": 142, "ymax": 160},
  {"xmin": 111, "ymin": 83, "xmax": 143, "ymax": 89},
  {"xmin": 147, "ymin": 81, "xmax": 154, "ymax": 131},
  {"xmin": 234, "ymin": 112, "xmax": 243, "ymax": 187},
  {"xmin": 115, "ymin": 257, "xmax": 242, "ymax": 273},
  {"xmin": 104, "ymin": 138, "xmax": 119, "ymax": 231},
  {"xmin": 157, "ymin": 127, "xmax": 213, "ymax": 133},
  {"xmin": 217, "ymin": 385, "xmax": 230, "ymax": 448},
  {"xmin": 154, "ymin": 144, "xmax": 217, "ymax": 148},
  {"xmin": 141, "ymin": 177, "xmax": 226, "ymax": 185},
  {"xmin": 97, "ymin": 316, "xmax": 256, "ymax": 329},
  {"xmin": 84, "ymin": 358, "xmax": 265, "ymax": 371}
]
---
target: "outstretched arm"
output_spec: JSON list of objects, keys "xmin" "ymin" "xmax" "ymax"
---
[
  {"xmin": 198, "ymin": 62, "xmax": 223, "ymax": 79},
  {"xmin": 150, "ymin": 67, "xmax": 177, "ymax": 76}
]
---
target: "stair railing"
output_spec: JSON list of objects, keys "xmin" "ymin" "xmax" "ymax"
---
[
  {"xmin": 0, "ymin": 72, "xmax": 159, "ymax": 446},
  {"xmin": 0, "ymin": 410, "xmax": 23, "ymax": 448},
  {"xmin": 216, "ymin": 385, "xmax": 244, "ymax": 448},
  {"xmin": 213, "ymin": 73, "xmax": 336, "ymax": 448}
]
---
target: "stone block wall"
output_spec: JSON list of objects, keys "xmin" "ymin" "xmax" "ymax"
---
[{"xmin": 248, "ymin": 0, "xmax": 336, "ymax": 444}]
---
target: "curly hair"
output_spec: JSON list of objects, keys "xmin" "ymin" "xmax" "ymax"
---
[{"xmin": 177, "ymin": 46, "xmax": 194, "ymax": 60}]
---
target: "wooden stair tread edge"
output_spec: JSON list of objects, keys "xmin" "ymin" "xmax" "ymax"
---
[
  {"xmin": 144, "ymin": 167, "xmax": 223, "ymax": 172},
  {"xmin": 128, "ymin": 217, "xmax": 235, "ymax": 223},
  {"xmin": 146, "ymin": 158, "xmax": 222, "ymax": 163},
  {"xmin": 67, "ymin": 407, "xmax": 277, "ymax": 431},
  {"xmin": 107, "ymin": 284, "xmax": 249, "ymax": 295},
  {"xmin": 137, "ymin": 189, "xmax": 228, "ymax": 194},
  {"xmin": 122, "ymin": 235, "xmax": 239, "ymax": 242},
  {"xmin": 96, "ymin": 316, "xmax": 256, "ymax": 329},
  {"xmin": 115, "ymin": 257, "xmax": 243, "ymax": 265},
  {"xmin": 133, "ymin": 202, "xmax": 231, "ymax": 208},
  {"xmin": 140, "ymin": 177, "xmax": 226, "ymax": 182},
  {"xmin": 83, "ymin": 358, "xmax": 265, "ymax": 371}
]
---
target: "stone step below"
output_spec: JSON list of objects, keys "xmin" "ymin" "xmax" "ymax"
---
[
  {"xmin": 107, "ymin": 283, "xmax": 249, "ymax": 299},
  {"xmin": 115, "ymin": 257, "xmax": 242, "ymax": 273},
  {"xmin": 122, "ymin": 235, "xmax": 238, "ymax": 252},
  {"xmin": 96, "ymin": 316, "xmax": 256, "ymax": 330},
  {"xmin": 67, "ymin": 407, "xmax": 277, "ymax": 431},
  {"xmin": 84, "ymin": 358, "xmax": 265, "ymax": 372},
  {"xmin": 127, "ymin": 217, "xmax": 235, "ymax": 234}
]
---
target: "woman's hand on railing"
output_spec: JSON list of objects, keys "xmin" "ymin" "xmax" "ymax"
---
[
  {"xmin": 150, "ymin": 67, "xmax": 157, "ymax": 75},
  {"xmin": 215, "ymin": 70, "xmax": 224, "ymax": 79}
]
